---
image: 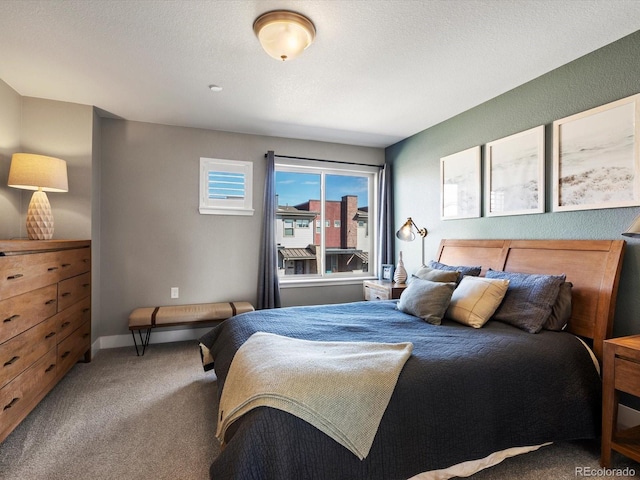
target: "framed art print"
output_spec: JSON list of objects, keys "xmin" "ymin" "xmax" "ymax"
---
[
  {"xmin": 380, "ymin": 264, "xmax": 394, "ymax": 282},
  {"xmin": 440, "ymin": 146, "xmax": 481, "ymax": 219},
  {"xmin": 553, "ymin": 93, "xmax": 640, "ymax": 212},
  {"xmin": 485, "ymin": 125, "xmax": 545, "ymax": 217}
]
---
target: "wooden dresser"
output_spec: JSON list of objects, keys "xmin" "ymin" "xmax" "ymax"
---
[{"xmin": 0, "ymin": 239, "xmax": 91, "ymax": 443}]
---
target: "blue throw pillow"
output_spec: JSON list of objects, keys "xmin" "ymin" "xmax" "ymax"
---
[
  {"xmin": 485, "ymin": 269, "xmax": 566, "ymax": 333},
  {"xmin": 428, "ymin": 260, "xmax": 481, "ymax": 282},
  {"xmin": 397, "ymin": 278, "xmax": 456, "ymax": 325}
]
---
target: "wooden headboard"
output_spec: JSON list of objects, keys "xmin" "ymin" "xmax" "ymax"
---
[{"xmin": 437, "ymin": 239, "xmax": 626, "ymax": 362}]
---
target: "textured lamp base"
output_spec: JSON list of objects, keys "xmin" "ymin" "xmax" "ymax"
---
[{"xmin": 26, "ymin": 190, "xmax": 54, "ymax": 240}]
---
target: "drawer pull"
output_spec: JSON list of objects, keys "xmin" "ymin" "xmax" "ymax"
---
[
  {"xmin": 45, "ymin": 364, "xmax": 55, "ymax": 373},
  {"xmin": 45, "ymin": 332, "xmax": 56, "ymax": 339},
  {"xmin": 61, "ymin": 292, "xmax": 72, "ymax": 297},
  {"xmin": 83, "ymin": 333, "xmax": 90, "ymax": 339},
  {"xmin": 3, "ymin": 314, "xmax": 19, "ymax": 323},
  {"xmin": 82, "ymin": 308, "xmax": 90, "ymax": 313},
  {"xmin": 61, "ymin": 321, "xmax": 71, "ymax": 328},
  {"xmin": 61, "ymin": 263, "xmax": 71, "ymax": 268},
  {"xmin": 3, "ymin": 356, "xmax": 19, "ymax": 367},
  {"xmin": 7, "ymin": 273, "xmax": 23, "ymax": 280},
  {"xmin": 3, "ymin": 397, "xmax": 19, "ymax": 410},
  {"xmin": 82, "ymin": 283, "xmax": 90, "ymax": 288},
  {"xmin": 45, "ymin": 299, "xmax": 56, "ymax": 305},
  {"xmin": 61, "ymin": 351, "xmax": 71, "ymax": 359},
  {"xmin": 47, "ymin": 266, "xmax": 59, "ymax": 271}
]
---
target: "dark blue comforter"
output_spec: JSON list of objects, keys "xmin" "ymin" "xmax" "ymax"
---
[{"xmin": 199, "ymin": 300, "xmax": 601, "ymax": 480}]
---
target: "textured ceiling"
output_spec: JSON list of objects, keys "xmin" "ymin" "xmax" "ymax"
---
[{"xmin": 1, "ymin": 0, "xmax": 640, "ymax": 148}]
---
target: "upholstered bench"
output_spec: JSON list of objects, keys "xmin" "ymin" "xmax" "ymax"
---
[{"xmin": 128, "ymin": 301, "xmax": 254, "ymax": 356}]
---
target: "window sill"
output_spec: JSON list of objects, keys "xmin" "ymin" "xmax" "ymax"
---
[{"xmin": 279, "ymin": 276, "xmax": 378, "ymax": 289}]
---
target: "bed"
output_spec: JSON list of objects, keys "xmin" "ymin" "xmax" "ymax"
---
[{"xmin": 199, "ymin": 239, "xmax": 625, "ymax": 479}]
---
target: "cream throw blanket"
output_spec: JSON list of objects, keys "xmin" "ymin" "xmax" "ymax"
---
[{"xmin": 216, "ymin": 332, "xmax": 413, "ymax": 460}]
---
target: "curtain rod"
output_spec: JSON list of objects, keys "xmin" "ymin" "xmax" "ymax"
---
[{"xmin": 266, "ymin": 153, "xmax": 383, "ymax": 169}]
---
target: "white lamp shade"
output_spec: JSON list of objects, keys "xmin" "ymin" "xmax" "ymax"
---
[
  {"xmin": 253, "ymin": 11, "xmax": 315, "ymax": 61},
  {"xmin": 8, "ymin": 153, "xmax": 68, "ymax": 192},
  {"xmin": 396, "ymin": 222, "xmax": 416, "ymax": 241}
]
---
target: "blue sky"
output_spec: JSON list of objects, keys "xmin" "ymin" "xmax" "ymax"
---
[{"xmin": 276, "ymin": 172, "xmax": 369, "ymax": 208}]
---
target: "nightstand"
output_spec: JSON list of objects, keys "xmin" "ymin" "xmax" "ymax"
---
[
  {"xmin": 363, "ymin": 280, "xmax": 407, "ymax": 301},
  {"xmin": 601, "ymin": 335, "xmax": 640, "ymax": 467}
]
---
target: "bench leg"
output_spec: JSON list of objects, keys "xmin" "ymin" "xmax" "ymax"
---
[{"xmin": 131, "ymin": 328, "xmax": 152, "ymax": 356}]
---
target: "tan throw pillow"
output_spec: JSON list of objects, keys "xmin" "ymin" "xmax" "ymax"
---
[{"xmin": 446, "ymin": 276, "xmax": 510, "ymax": 328}]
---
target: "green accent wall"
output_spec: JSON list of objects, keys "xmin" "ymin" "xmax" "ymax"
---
[{"xmin": 387, "ymin": 30, "xmax": 640, "ymax": 338}]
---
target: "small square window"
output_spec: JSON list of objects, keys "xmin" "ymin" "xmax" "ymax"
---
[
  {"xmin": 334, "ymin": 220, "xmax": 341, "ymax": 228},
  {"xmin": 199, "ymin": 158, "xmax": 254, "ymax": 215}
]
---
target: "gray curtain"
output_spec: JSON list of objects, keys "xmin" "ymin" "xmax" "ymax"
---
[
  {"xmin": 257, "ymin": 151, "xmax": 281, "ymax": 309},
  {"xmin": 377, "ymin": 163, "xmax": 394, "ymax": 270}
]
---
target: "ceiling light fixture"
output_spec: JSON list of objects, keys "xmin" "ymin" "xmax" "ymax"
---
[
  {"xmin": 208, "ymin": 84, "xmax": 223, "ymax": 92},
  {"xmin": 253, "ymin": 10, "xmax": 316, "ymax": 61}
]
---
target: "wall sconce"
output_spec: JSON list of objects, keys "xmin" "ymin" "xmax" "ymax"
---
[
  {"xmin": 396, "ymin": 217, "xmax": 428, "ymax": 266},
  {"xmin": 622, "ymin": 215, "xmax": 640, "ymax": 238},
  {"xmin": 253, "ymin": 10, "xmax": 316, "ymax": 61},
  {"xmin": 8, "ymin": 153, "xmax": 68, "ymax": 240}
]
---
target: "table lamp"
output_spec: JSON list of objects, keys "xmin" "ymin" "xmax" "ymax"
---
[
  {"xmin": 396, "ymin": 217, "xmax": 428, "ymax": 266},
  {"xmin": 8, "ymin": 153, "xmax": 68, "ymax": 240}
]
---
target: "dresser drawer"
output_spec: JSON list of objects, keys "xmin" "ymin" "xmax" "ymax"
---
[
  {"xmin": 52, "ymin": 248, "xmax": 91, "ymax": 281},
  {"xmin": 55, "ymin": 296, "xmax": 91, "ymax": 342},
  {"xmin": 0, "ymin": 316, "xmax": 57, "ymax": 390},
  {"xmin": 0, "ymin": 251, "xmax": 62, "ymax": 300},
  {"xmin": 363, "ymin": 284, "xmax": 391, "ymax": 301},
  {"xmin": 57, "ymin": 320, "xmax": 90, "ymax": 377},
  {"xmin": 58, "ymin": 272, "xmax": 91, "ymax": 311},
  {"xmin": 0, "ymin": 284, "xmax": 58, "ymax": 344},
  {"xmin": 0, "ymin": 347, "xmax": 57, "ymax": 431}
]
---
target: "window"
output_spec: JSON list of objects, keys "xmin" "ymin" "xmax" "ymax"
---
[
  {"xmin": 199, "ymin": 158, "xmax": 254, "ymax": 215},
  {"xmin": 275, "ymin": 158, "xmax": 378, "ymax": 282},
  {"xmin": 284, "ymin": 219, "xmax": 294, "ymax": 236}
]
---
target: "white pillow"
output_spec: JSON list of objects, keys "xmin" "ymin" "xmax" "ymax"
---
[{"xmin": 446, "ymin": 276, "xmax": 510, "ymax": 328}]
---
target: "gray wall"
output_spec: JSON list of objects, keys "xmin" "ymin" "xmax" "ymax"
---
[
  {"xmin": 0, "ymin": 88, "xmax": 96, "ymax": 338},
  {"xmin": 100, "ymin": 119, "xmax": 383, "ymax": 337},
  {"xmin": 387, "ymin": 30, "xmax": 640, "ymax": 338},
  {"xmin": 0, "ymin": 79, "xmax": 22, "ymax": 239},
  {"xmin": 20, "ymin": 97, "xmax": 94, "ymax": 240}
]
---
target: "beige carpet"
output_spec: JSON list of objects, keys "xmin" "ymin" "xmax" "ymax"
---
[
  {"xmin": 1, "ymin": 341, "xmax": 639, "ymax": 480},
  {"xmin": 0, "ymin": 341, "xmax": 220, "ymax": 480}
]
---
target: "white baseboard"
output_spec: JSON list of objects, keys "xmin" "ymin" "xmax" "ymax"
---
[{"xmin": 94, "ymin": 326, "xmax": 214, "ymax": 352}]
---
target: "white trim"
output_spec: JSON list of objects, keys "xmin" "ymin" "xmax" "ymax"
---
[
  {"xmin": 96, "ymin": 326, "xmax": 214, "ymax": 350},
  {"xmin": 279, "ymin": 276, "xmax": 378, "ymax": 288}
]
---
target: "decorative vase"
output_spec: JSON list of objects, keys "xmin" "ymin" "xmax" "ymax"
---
[{"xmin": 394, "ymin": 251, "xmax": 408, "ymax": 284}]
